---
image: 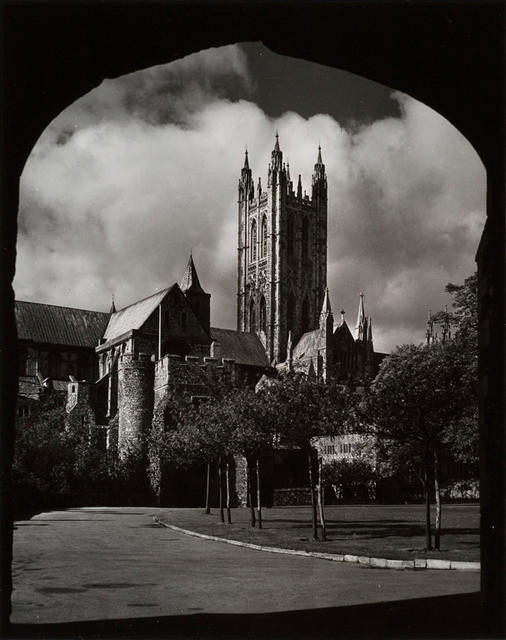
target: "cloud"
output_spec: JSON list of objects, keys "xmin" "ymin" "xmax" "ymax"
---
[{"xmin": 14, "ymin": 47, "xmax": 485, "ymax": 353}]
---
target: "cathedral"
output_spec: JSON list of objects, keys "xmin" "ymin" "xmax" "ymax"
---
[{"xmin": 16, "ymin": 134, "xmax": 385, "ymax": 502}]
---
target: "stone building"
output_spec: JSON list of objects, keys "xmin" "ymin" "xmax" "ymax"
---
[{"xmin": 15, "ymin": 133, "xmax": 386, "ymax": 504}]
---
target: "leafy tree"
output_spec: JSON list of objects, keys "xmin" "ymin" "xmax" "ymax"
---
[
  {"xmin": 364, "ymin": 342, "xmax": 473, "ymax": 550},
  {"xmin": 434, "ymin": 272, "xmax": 478, "ymax": 467},
  {"xmin": 263, "ymin": 373, "xmax": 355, "ymax": 540},
  {"xmin": 322, "ymin": 458, "xmax": 376, "ymax": 502}
]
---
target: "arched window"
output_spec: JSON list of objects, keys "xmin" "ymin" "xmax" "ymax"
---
[
  {"xmin": 250, "ymin": 219, "xmax": 257, "ymax": 262},
  {"xmin": 249, "ymin": 298, "xmax": 256, "ymax": 332},
  {"xmin": 259, "ymin": 296, "xmax": 266, "ymax": 333},
  {"xmin": 287, "ymin": 215, "xmax": 294, "ymax": 257},
  {"xmin": 260, "ymin": 215, "xmax": 267, "ymax": 258},
  {"xmin": 302, "ymin": 218, "xmax": 310, "ymax": 260},
  {"xmin": 301, "ymin": 296, "xmax": 310, "ymax": 332},
  {"xmin": 287, "ymin": 293, "xmax": 296, "ymax": 332}
]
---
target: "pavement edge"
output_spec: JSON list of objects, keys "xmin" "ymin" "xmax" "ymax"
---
[{"xmin": 154, "ymin": 517, "xmax": 480, "ymax": 572}]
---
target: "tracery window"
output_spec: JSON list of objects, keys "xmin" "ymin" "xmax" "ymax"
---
[
  {"xmin": 260, "ymin": 215, "xmax": 267, "ymax": 258},
  {"xmin": 301, "ymin": 296, "xmax": 310, "ymax": 332},
  {"xmin": 287, "ymin": 293, "xmax": 296, "ymax": 332},
  {"xmin": 249, "ymin": 298, "xmax": 256, "ymax": 332},
  {"xmin": 302, "ymin": 218, "xmax": 310, "ymax": 260},
  {"xmin": 259, "ymin": 296, "xmax": 266, "ymax": 333},
  {"xmin": 287, "ymin": 215, "xmax": 294, "ymax": 257},
  {"xmin": 250, "ymin": 220, "xmax": 257, "ymax": 262}
]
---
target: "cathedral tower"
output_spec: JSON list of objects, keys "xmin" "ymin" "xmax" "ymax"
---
[{"xmin": 237, "ymin": 135, "xmax": 328, "ymax": 363}]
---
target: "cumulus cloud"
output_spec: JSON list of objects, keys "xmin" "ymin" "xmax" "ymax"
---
[{"xmin": 14, "ymin": 46, "xmax": 485, "ymax": 353}]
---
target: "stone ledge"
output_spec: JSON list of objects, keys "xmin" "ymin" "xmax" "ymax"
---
[{"xmin": 154, "ymin": 518, "xmax": 480, "ymax": 572}]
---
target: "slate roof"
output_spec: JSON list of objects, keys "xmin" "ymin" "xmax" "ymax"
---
[
  {"xmin": 210, "ymin": 328, "xmax": 269, "ymax": 367},
  {"xmin": 103, "ymin": 286, "xmax": 175, "ymax": 342},
  {"xmin": 292, "ymin": 328, "xmax": 324, "ymax": 361},
  {"xmin": 18, "ymin": 376, "xmax": 68, "ymax": 399},
  {"xmin": 16, "ymin": 301, "xmax": 110, "ymax": 348},
  {"xmin": 180, "ymin": 255, "xmax": 206, "ymax": 293}
]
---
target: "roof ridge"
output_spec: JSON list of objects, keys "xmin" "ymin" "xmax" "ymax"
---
[
  {"xmin": 112, "ymin": 285, "xmax": 175, "ymax": 314},
  {"xmin": 16, "ymin": 300, "xmax": 110, "ymax": 315}
]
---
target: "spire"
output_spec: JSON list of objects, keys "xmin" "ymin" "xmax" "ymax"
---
[
  {"xmin": 109, "ymin": 294, "xmax": 116, "ymax": 314},
  {"xmin": 286, "ymin": 160, "xmax": 291, "ymax": 183},
  {"xmin": 317, "ymin": 144, "xmax": 323, "ymax": 165},
  {"xmin": 243, "ymin": 148, "xmax": 249, "ymax": 169},
  {"xmin": 340, "ymin": 309, "xmax": 346, "ymax": 326},
  {"xmin": 312, "ymin": 143, "xmax": 327, "ymax": 191},
  {"xmin": 320, "ymin": 287, "xmax": 334, "ymax": 331},
  {"xmin": 297, "ymin": 174, "xmax": 302, "ymax": 199},
  {"xmin": 356, "ymin": 292, "xmax": 366, "ymax": 340},
  {"xmin": 271, "ymin": 132, "xmax": 283, "ymax": 171},
  {"xmin": 367, "ymin": 317, "xmax": 373, "ymax": 343},
  {"xmin": 321, "ymin": 287, "xmax": 332, "ymax": 315},
  {"xmin": 426, "ymin": 308, "xmax": 435, "ymax": 345},
  {"xmin": 180, "ymin": 253, "xmax": 205, "ymax": 293}
]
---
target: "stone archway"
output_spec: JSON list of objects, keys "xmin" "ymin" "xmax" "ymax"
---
[{"xmin": 2, "ymin": 3, "xmax": 504, "ymax": 635}]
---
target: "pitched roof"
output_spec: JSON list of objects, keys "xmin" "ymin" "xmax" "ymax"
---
[
  {"xmin": 210, "ymin": 328, "xmax": 269, "ymax": 367},
  {"xmin": 16, "ymin": 301, "xmax": 110, "ymax": 348},
  {"xmin": 180, "ymin": 255, "xmax": 206, "ymax": 294},
  {"xmin": 103, "ymin": 286, "xmax": 175, "ymax": 342},
  {"xmin": 292, "ymin": 328, "xmax": 325, "ymax": 361}
]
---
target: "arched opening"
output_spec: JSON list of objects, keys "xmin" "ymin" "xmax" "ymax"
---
[
  {"xmin": 260, "ymin": 215, "xmax": 268, "ymax": 259},
  {"xmin": 301, "ymin": 295, "xmax": 310, "ymax": 333},
  {"xmin": 287, "ymin": 293, "xmax": 296, "ymax": 333},
  {"xmin": 259, "ymin": 295, "xmax": 266, "ymax": 333},
  {"xmin": 249, "ymin": 297, "xmax": 256, "ymax": 332},
  {"xmin": 301, "ymin": 217, "xmax": 310, "ymax": 261},
  {"xmin": 4, "ymin": 12, "xmax": 503, "ymax": 635},
  {"xmin": 250, "ymin": 219, "xmax": 257, "ymax": 262}
]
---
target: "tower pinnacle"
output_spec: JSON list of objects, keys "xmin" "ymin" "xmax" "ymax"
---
[{"xmin": 180, "ymin": 254, "xmax": 205, "ymax": 293}]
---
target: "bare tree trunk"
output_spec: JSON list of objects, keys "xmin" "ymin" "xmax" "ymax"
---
[
  {"xmin": 218, "ymin": 456, "xmax": 224, "ymax": 523},
  {"xmin": 308, "ymin": 451, "xmax": 319, "ymax": 540},
  {"xmin": 225, "ymin": 460, "xmax": 232, "ymax": 524},
  {"xmin": 434, "ymin": 449, "xmax": 441, "ymax": 550},
  {"xmin": 256, "ymin": 458, "xmax": 262, "ymax": 530},
  {"xmin": 204, "ymin": 461, "xmax": 211, "ymax": 515},
  {"xmin": 247, "ymin": 460, "xmax": 256, "ymax": 527},
  {"xmin": 424, "ymin": 464, "xmax": 432, "ymax": 550},
  {"xmin": 317, "ymin": 457, "xmax": 326, "ymax": 541}
]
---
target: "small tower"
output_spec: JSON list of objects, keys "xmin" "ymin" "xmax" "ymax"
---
[
  {"xmin": 180, "ymin": 254, "xmax": 211, "ymax": 336},
  {"xmin": 319, "ymin": 288, "xmax": 334, "ymax": 380},
  {"xmin": 426, "ymin": 308, "xmax": 435, "ymax": 345},
  {"xmin": 356, "ymin": 292, "xmax": 366, "ymax": 341}
]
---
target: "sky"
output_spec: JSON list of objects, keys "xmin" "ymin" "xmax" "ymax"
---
[{"xmin": 14, "ymin": 42, "xmax": 486, "ymax": 353}]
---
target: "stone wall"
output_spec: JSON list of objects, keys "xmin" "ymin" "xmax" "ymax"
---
[{"xmin": 117, "ymin": 353, "xmax": 154, "ymax": 460}]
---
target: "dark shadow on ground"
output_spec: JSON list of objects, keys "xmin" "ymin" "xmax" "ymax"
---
[{"xmin": 10, "ymin": 591, "xmax": 487, "ymax": 639}]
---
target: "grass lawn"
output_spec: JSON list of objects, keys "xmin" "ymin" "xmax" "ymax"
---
[{"xmin": 158, "ymin": 503, "xmax": 479, "ymax": 562}]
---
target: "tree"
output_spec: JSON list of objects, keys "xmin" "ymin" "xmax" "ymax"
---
[
  {"xmin": 434, "ymin": 272, "xmax": 478, "ymax": 467},
  {"xmin": 364, "ymin": 342, "xmax": 473, "ymax": 550},
  {"xmin": 263, "ymin": 373, "xmax": 355, "ymax": 540},
  {"xmin": 322, "ymin": 458, "xmax": 376, "ymax": 502}
]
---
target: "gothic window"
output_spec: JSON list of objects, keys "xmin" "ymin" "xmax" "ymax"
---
[
  {"xmin": 287, "ymin": 215, "xmax": 294, "ymax": 257},
  {"xmin": 260, "ymin": 215, "xmax": 267, "ymax": 258},
  {"xmin": 249, "ymin": 298, "xmax": 256, "ymax": 332},
  {"xmin": 302, "ymin": 218, "xmax": 310, "ymax": 260},
  {"xmin": 259, "ymin": 296, "xmax": 266, "ymax": 333},
  {"xmin": 250, "ymin": 220, "xmax": 257, "ymax": 262},
  {"xmin": 287, "ymin": 293, "xmax": 296, "ymax": 332},
  {"xmin": 301, "ymin": 296, "xmax": 310, "ymax": 332}
]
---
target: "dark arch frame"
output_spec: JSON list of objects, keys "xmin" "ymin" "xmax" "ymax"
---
[{"xmin": 1, "ymin": 2, "xmax": 504, "ymax": 636}]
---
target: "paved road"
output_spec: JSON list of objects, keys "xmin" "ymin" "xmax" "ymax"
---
[{"xmin": 10, "ymin": 507, "xmax": 481, "ymax": 638}]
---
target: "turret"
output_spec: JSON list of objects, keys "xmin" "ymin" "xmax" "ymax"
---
[
  {"xmin": 319, "ymin": 288, "xmax": 334, "ymax": 381},
  {"xmin": 426, "ymin": 308, "xmax": 435, "ymax": 345},
  {"xmin": 312, "ymin": 144, "xmax": 327, "ymax": 200},
  {"xmin": 239, "ymin": 149, "xmax": 253, "ymax": 201},
  {"xmin": 356, "ymin": 292, "xmax": 366, "ymax": 341},
  {"xmin": 180, "ymin": 254, "xmax": 211, "ymax": 336}
]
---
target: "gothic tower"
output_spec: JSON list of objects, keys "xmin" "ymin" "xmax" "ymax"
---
[{"xmin": 237, "ymin": 134, "xmax": 328, "ymax": 363}]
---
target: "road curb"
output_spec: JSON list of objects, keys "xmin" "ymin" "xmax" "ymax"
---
[{"xmin": 154, "ymin": 517, "xmax": 480, "ymax": 571}]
